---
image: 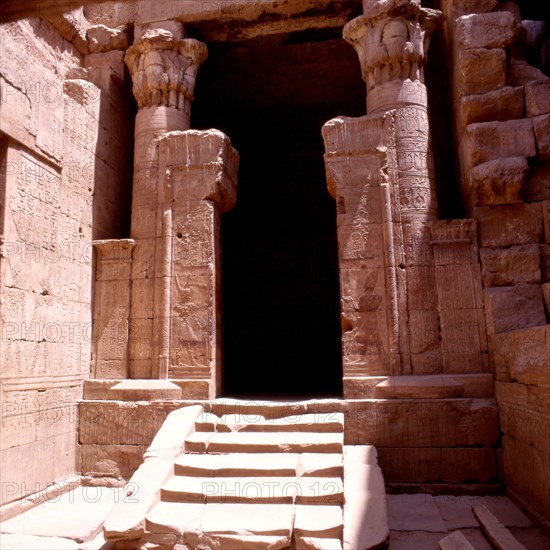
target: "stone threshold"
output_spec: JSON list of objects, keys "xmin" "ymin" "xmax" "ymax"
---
[{"xmin": 83, "ymin": 373, "xmax": 495, "ymax": 401}]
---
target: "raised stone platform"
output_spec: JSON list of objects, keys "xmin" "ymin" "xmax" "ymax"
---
[
  {"xmin": 102, "ymin": 405, "xmax": 390, "ymax": 549},
  {"xmin": 78, "ymin": 394, "xmax": 500, "ymax": 486}
]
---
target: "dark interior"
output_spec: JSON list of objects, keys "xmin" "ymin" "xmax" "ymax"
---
[{"xmin": 192, "ymin": 30, "xmax": 365, "ymax": 397}]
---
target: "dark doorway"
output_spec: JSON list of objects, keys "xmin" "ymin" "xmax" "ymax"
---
[{"xmin": 192, "ymin": 30, "xmax": 364, "ymax": 397}]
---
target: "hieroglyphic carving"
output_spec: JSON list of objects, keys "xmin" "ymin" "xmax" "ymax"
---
[
  {"xmin": 430, "ymin": 220, "xmax": 486, "ymax": 373},
  {"xmin": 10, "ymin": 151, "xmax": 59, "ymax": 246}
]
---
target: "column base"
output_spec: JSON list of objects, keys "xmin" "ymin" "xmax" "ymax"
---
[
  {"xmin": 107, "ymin": 380, "xmax": 182, "ymax": 401},
  {"xmin": 344, "ymin": 374, "xmax": 494, "ymax": 399},
  {"xmin": 84, "ymin": 379, "xmax": 215, "ymax": 400}
]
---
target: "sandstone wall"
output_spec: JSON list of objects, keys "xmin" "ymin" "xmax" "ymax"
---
[
  {"xmin": 441, "ymin": 0, "xmax": 550, "ymax": 526},
  {"xmin": 0, "ymin": 15, "xmax": 132, "ymax": 505}
]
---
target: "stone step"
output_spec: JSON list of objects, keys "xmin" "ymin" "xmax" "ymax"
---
[
  {"xmin": 161, "ymin": 476, "xmax": 344, "ymax": 505},
  {"xmin": 174, "ymin": 452, "xmax": 300, "ymax": 477},
  {"xmin": 185, "ymin": 431, "xmax": 344, "ymax": 454},
  {"xmin": 196, "ymin": 412, "xmax": 344, "ymax": 433},
  {"xmin": 173, "ymin": 452, "xmax": 343, "ymax": 478},
  {"xmin": 146, "ymin": 502, "xmax": 343, "ymax": 541},
  {"xmin": 201, "ymin": 503, "xmax": 295, "ymax": 536},
  {"xmin": 294, "ymin": 505, "xmax": 344, "ymax": 539}
]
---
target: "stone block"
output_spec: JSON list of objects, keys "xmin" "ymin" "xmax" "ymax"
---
[
  {"xmin": 496, "ymin": 381, "xmax": 550, "ymax": 456},
  {"xmin": 484, "ymin": 284, "xmax": 546, "ymax": 334},
  {"xmin": 459, "ymin": 87, "xmax": 524, "ymax": 129},
  {"xmin": 79, "ymin": 401, "xmax": 178, "ymax": 445},
  {"xmin": 439, "ymin": 531, "xmax": 475, "ymax": 550},
  {"xmin": 525, "ymin": 80, "xmax": 550, "ymax": 117},
  {"xmin": 474, "ymin": 203, "xmax": 542, "ymax": 247},
  {"xmin": 352, "ymin": 399, "xmax": 499, "ymax": 448},
  {"xmin": 455, "ymin": 12, "xmax": 517, "ymax": 50},
  {"xmin": 539, "ymin": 192, "xmax": 550, "ymax": 239},
  {"xmin": 480, "ymin": 244, "xmax": 541, "ymax": 286},
  {"xmin": 322, "ymin": 115, "xmax": 384, "ymax": 156},
  {"xmin": 542, "ymin": 244, "xmax": 550, "ymax": 282},
  {"xmin": 533, "ymin": 114, "xmax": 550, "ymax": 161},
  {"xmin": 508, "ymin": 59, "xmax": 547, "ymax": 86},
  {"xmin": 501, "ymin": 436, "xmax": 550, "ymax": 531},
  {"xmin": 386, "ymin": 494, "xmax": 447, "ymax": 532},
  {"xmin": 456, "ymin": 48, "xmax": 506, "ymax": 96},
  {"xmin": 543, "ymin": 282, "xmax": 550, "ymax": 312},
  {"xmin": 325, "ymin": 155, "xmax": 382, "ymax": 196},
  {"xmin": 378, "ymin": 448, "xmax": 442, "ymax": 482},
  {"xmin": 492, "ymin": 326, "xmax": 550, "ymax": 386},
  {"xmin": 463, "ymin": 120, "xmax": 536, "ymax": 167},
  {"xmin": 467, "ymin": 157, "xmax": 528, "ymax": 207},
  {"xmin": 447, "ymin": 0, "xmax": 498, "ymax": 17},
  {"xmin": 343, "ymin": 455, "xmax": 389, "ymax": 550},
  {"xmin": 441, "ymin": 448, "xmax": 497, "ymax": 483},
  {"xmin": 104, "ymin": 457, "xmax": 174, "ymax": 540},
  {"xmin": 79, "ymin": 445, "xmax": 147, "ymax": 479},
  {"xmin": 526, "ymin": 163, "xmax": 550, "ymax": 201}
]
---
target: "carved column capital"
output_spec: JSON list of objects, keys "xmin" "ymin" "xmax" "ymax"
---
[
  {"xmin": 344, "ymin": 0, "xmax": 442, "ymax": 92},
  {"xmin": 125, "ymin": 29, "xmax": 208, "ymax": 110}
]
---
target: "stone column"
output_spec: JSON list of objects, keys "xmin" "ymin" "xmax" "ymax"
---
[
  {"xmin": 324, "ymin": 0, "xmax": 442, "ymax": 396},
  {"xmin": 158, "ymin": 130, "xmax": 238, "ymax": 399},
  {"xmin": 124, "ymin": 24, "xmax": 207, "ymax": 379}
]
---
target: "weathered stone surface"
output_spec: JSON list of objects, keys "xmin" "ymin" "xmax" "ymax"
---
[
  {"xmin": 79, "ymin": 401, "xmax": 175, "ymax": 445},
  {"xmin": 507, "ymin": 59, "xmax": 547, "ymax": 86},
  {"xmin": 343, "ymin": 447, "xmax": 388, "ymax": 550},
  {"xmin": 459, "ymin": 87, "xmax": 524, "ymax": 128},
  {"xmin": 473, "ymin": 504, "xmax": 528, "ymax": 550},
  {"xmin": 455, "ymin": 13, "xmax": 517, "ymax": 50},
  {"xmin": 455, "ymin": 48, "xmax": 506, "ymax": 95},
  {"xmin": 435, "ymin": 495, "xmax": 532, "ymax": 530},
  {"xmin": 445, "ymin": 0, "xmax": 498, "ymax": 17},
  {"xmin": 480, "ymin": 245, "xmax": 541, "ymax": 286},
  {"xmin": 526, "ymin": 163, "xmax": 550, "ymax": 202},
  {"xmin": 525, "ymin": 80, "xmax": 550, "ymax": 117},
  {"xmin": 501, "ymin": 434, "xmax": 550, "ymax": 523},
  {"xmin": 474, "ymin": 203, "xmax": 542, "ymax": 247},
  {"xmin": 543, "ymin": 283, "xmax": 550, "ymax": 312},
  {"xmin": 441, "ymin": 448, "xmax": 496, "ymax": 484},
  {"xmin": 103, "ymin": 457, "xmax": 173, "ymax": 540},
  {"xmin": 351, "ymin": 399, "xmax": 499, "ymax": 448},
  {"xmin": 484, "ymin": 284, "xmax": 546, "ymax": 335},
  {"xmin": 0, "ymin": 487, "xmax": 121, "ymax": 543},
  {"xmin": 463, "ymin": 120, "xmax": 536, "ymax": 167},
  {"xmin": 543, "ymin": 201, "xmax": 550, "ymax": 243},
  {"xmin": 497, "ymin": 381, "xmax": 550, "ymax": 458},
  {"xmin": 144, "ymin": 405, "xmax": 202, "ymax": 460},
  {"xmin": 439, "ymin": 530, "xmax": 475, "ymax": 550},
  {"xmin": 533, "ymin": 114, "xmax": 550, "ymax": 161},
  {"xmin": 491, "ymin": 327, "xmax": 550, "ymax": 386},
  {"xmin": 106, "ymin": 380, "xmax": 182, "ymax": 401},
  {"xmin": 387, "ymin": 494, "xmax": 447, "ymax": 532},
  {"xmin": 467, "ymin": 157, "xmax": 528, "ymax": 207},
  {"xmin": 542, "ymin": 244, "xmax": 550, "ymax": 282},
  {"xmin": 79, "ymin": 444, "xmax": 147, "ymax": 479},
  {"xmin": 378, "ymin": 448, "xmax": 442, "ymax": 483},
  {"xmin": 87, "ymin": 24, "xmax": 129, "ymax": 54},
  {"xmin": 0, "ymin": 534, "xmax": 78, "ymax": 549}
]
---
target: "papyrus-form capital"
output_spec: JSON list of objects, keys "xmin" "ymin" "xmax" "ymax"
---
[
  {"xmin": 344, "ymin": 0, "xmax": 442, "ymax": 92},
  {"xmin": 125, "ymin": 29, "xmax": 208, "ymax": 110}
]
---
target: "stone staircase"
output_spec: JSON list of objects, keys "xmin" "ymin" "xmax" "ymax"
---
[{"xmin": 103, "ymin": 405, "xmax": 389, "ymax": 550}]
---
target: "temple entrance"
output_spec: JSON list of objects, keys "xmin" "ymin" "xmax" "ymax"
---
[{"xmin": 192, "ymin": 31, "xmax": 364, "ymax": 397}]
